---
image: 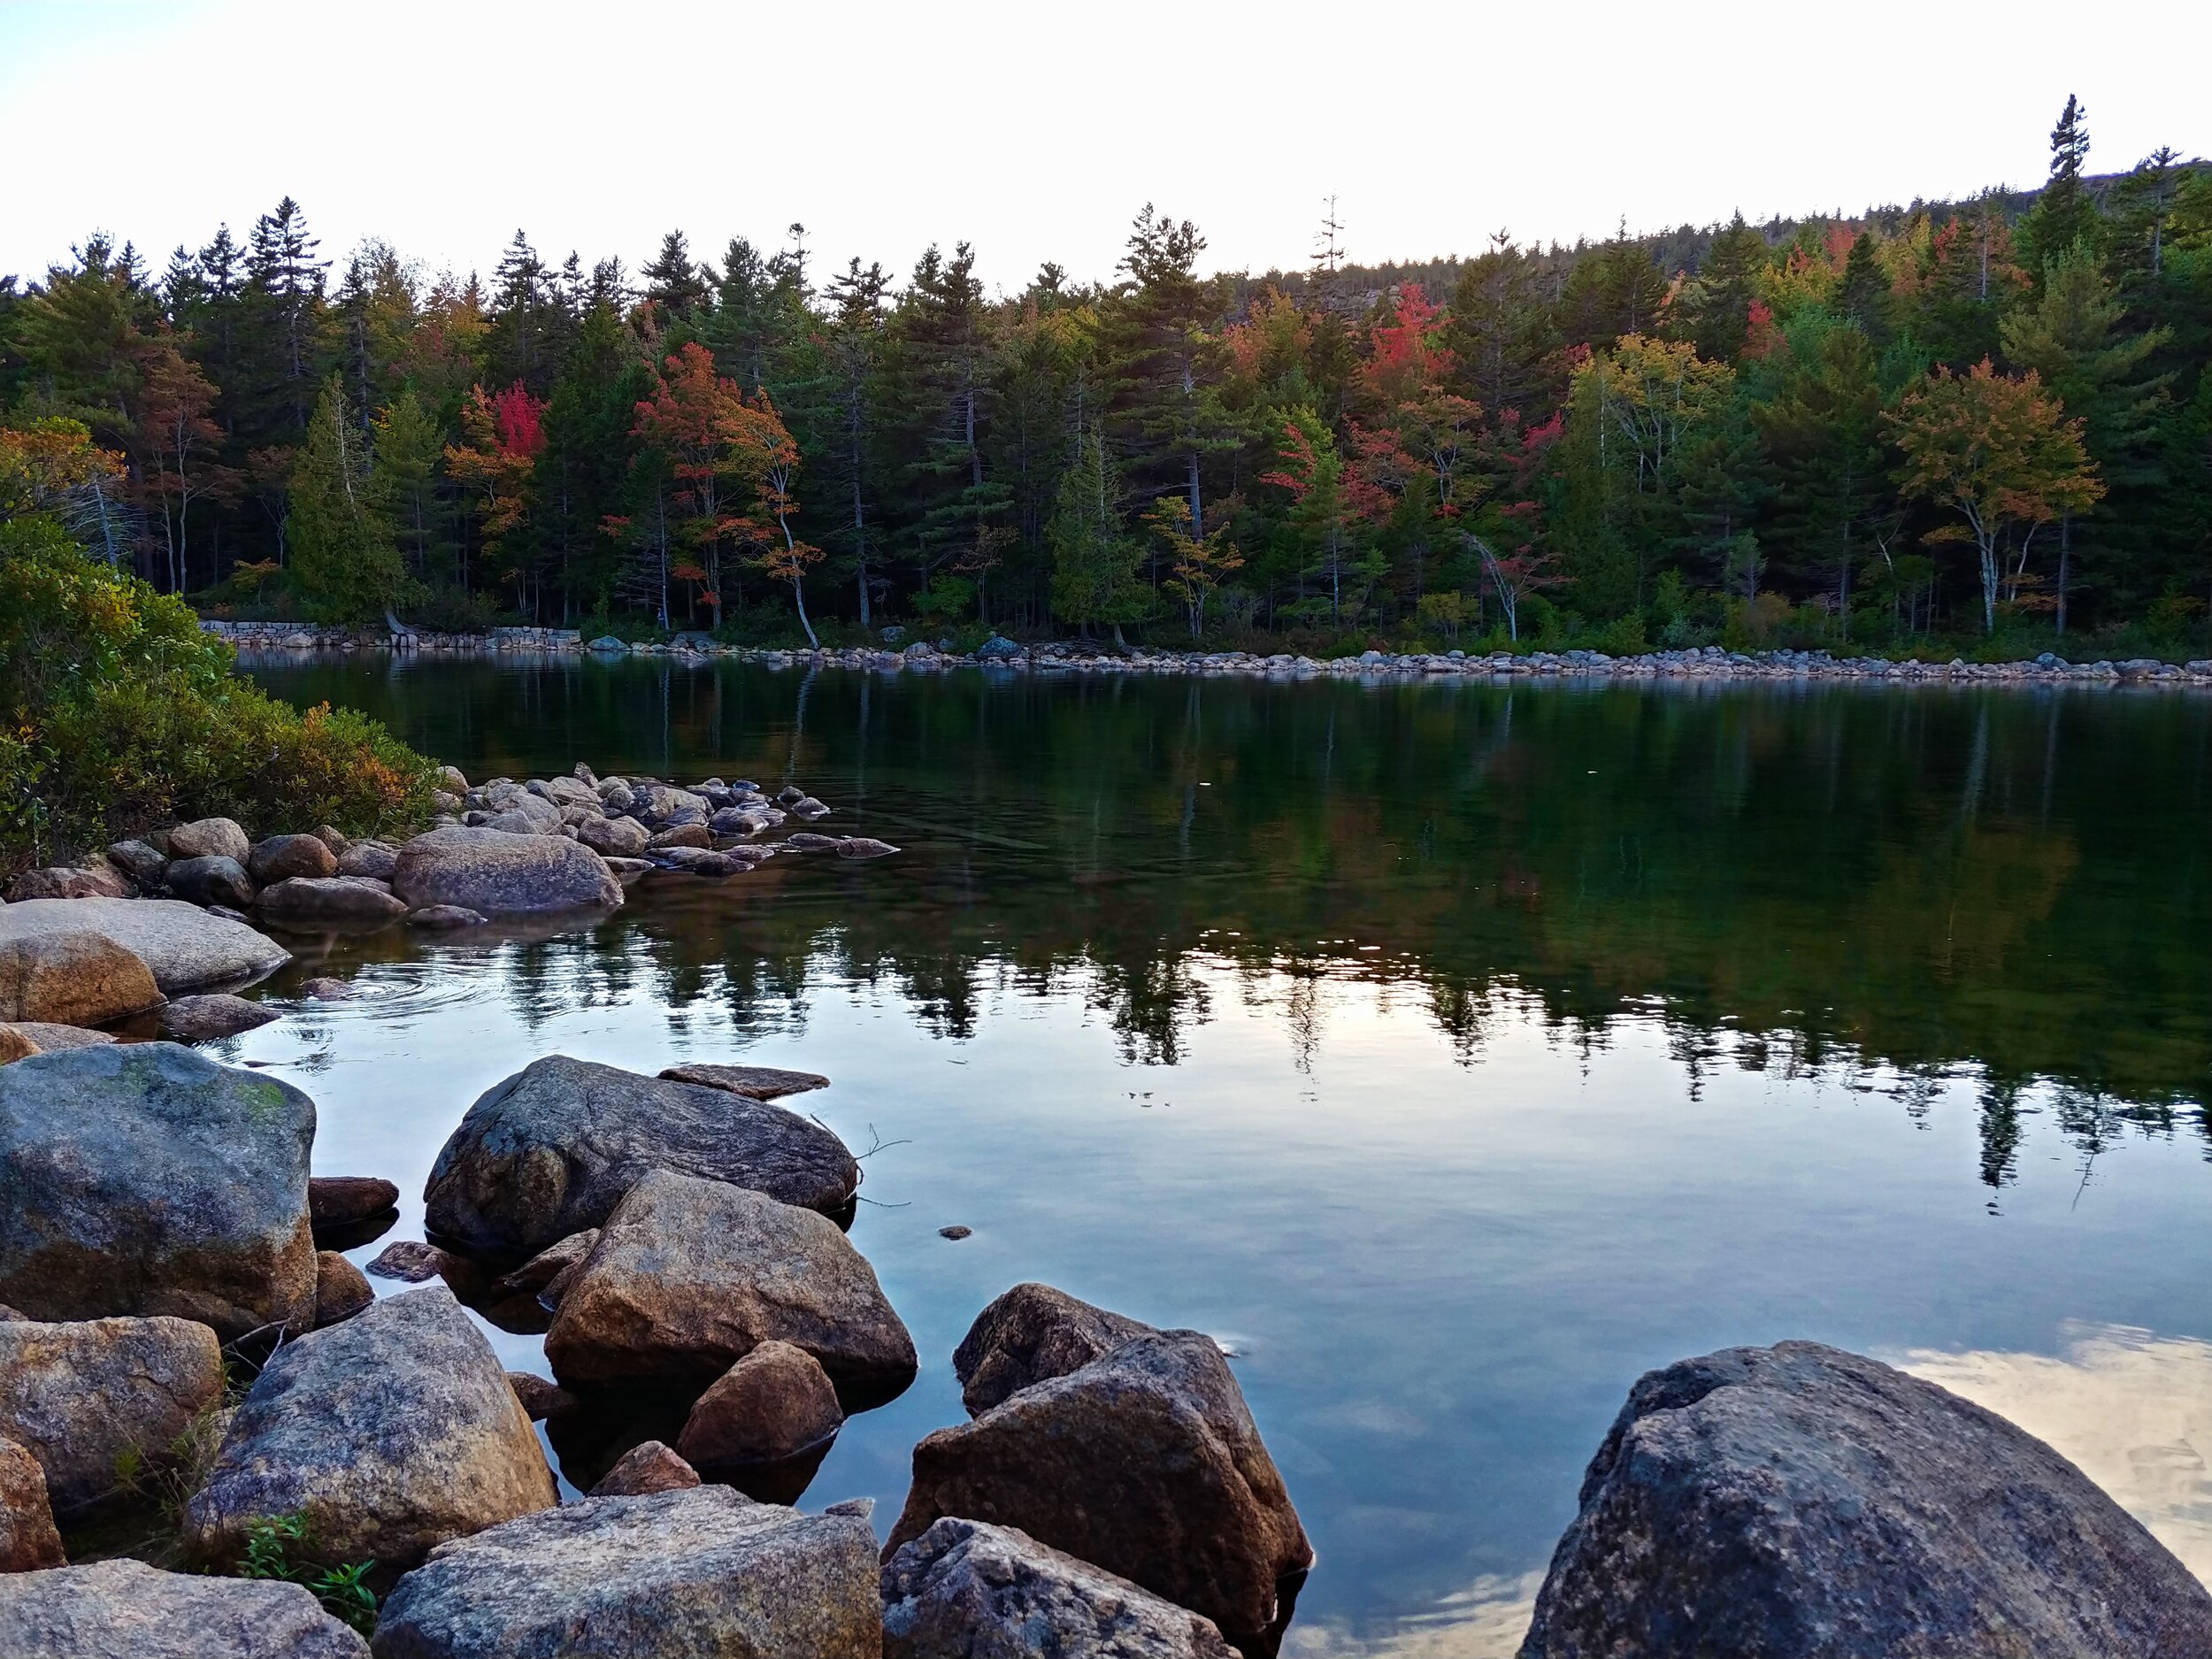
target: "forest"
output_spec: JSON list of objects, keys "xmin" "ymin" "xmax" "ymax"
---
[{"xmin": 3, "ymin": 98, "xmax": 2208, "ymax": 659}]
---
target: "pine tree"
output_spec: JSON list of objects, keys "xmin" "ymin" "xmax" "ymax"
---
[
  {"xmin": 1684, "ymin": 214, "xmax": 1770, "ymax": 361},
  {"xmin": 1755, "ymin": 323, "xmax": 1888, "ymax": 617},
  {"xmin": 641, "ymin": 230, "xmax": 708, "ymax": 323},
  {"xmin": 289, "ymin": 375, "xmax": 405, "ymax": 624},
  {"xmin": 1445, "ymin": 234, "xmax": 1560, "ymax": 418},
  {"xmin": 2019, "ymin": 96, "xmax": 2101, "ymax": 275}
]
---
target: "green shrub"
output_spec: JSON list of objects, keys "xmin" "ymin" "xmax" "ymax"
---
[
  {"xmin": 237, "ymin": 1515, "xmax": 378, "ymax": 1634},
  {"xmin": 0, "ymin": 518, "xmax": 440, "ymax": 876}
]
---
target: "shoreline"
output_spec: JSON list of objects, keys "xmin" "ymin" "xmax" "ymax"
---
[{"xmin": 198, "ymin": 619, "xmax": 2212, "ymax": 689}]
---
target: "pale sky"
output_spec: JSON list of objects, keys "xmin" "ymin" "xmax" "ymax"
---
[{"xmin": 3, "ymin": 0, "xmax": 2205, "ymax": 297}]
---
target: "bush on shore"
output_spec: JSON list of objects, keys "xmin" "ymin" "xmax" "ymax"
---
[{"xmin": 1, "ymin": 514, "xmax": 439, "ymax": 879}]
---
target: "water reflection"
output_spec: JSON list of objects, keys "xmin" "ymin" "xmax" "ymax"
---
[
  {"xmin": 1900, "ymin": 1323, "xmax": 2212, "ymax": 1584},
  {"xmin": 223, "ymin": 657, "xmax": 2212, "ymax": 1640}
]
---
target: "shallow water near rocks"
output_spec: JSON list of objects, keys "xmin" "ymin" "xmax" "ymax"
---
[{"xmin": 234, "ymin": 653, "xmax": 2212, "ymax": 1654}]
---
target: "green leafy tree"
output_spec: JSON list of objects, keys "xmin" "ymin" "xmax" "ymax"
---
[
  {"xmin": 1048, "ymin": 424, "xmax": 1148, "ymax": 641},
  {"xmin": 289, "ymin": 375, "xmax": 405, "ymax": 624}
]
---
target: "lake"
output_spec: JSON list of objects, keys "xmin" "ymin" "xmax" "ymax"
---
[{"xmin": 237, "ymin": 653, "xmax": 2212, "ymax": 1655}]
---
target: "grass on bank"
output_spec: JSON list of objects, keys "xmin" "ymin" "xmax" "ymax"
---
[{"xmin": 1, "ymin": 515, "xmax": 441, "ymax": 879}]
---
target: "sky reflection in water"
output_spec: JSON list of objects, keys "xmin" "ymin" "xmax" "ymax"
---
[{"xmin": 233, "ymin": 656, "xmax": 2212, "ymax": 1652}]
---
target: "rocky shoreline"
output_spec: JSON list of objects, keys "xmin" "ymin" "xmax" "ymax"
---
[{"xmin": 199, "ymin": 618, "xmax": 2212, "ymax": 689}]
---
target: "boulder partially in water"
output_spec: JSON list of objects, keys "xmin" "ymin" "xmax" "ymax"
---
[
  {"xmin": 257, "ymin": 876, "xmax": 409, "ymax": 928},
  {"xmin": 588, "ymin": 1440, "xmax": 700, "ymax": 1497},
  {"xmin": 543, "ymin": 1171, "xmax": 916, "ymax": 1398},
  {"xmin": 0, "ymin": 1043, "xmax": 317, "ymax": 1339},
  {"xmin": 0, "ymin": 897, "xmax": 288, "ymax": 993},
  {"xmin": 883, "ymin": 1517, "xmax": 1236, "ymax": 1659},
  {"xmin": 0, "ymin": 927, "xmax": 164, "ymax": 1027},
  {"xmin": 0, "ymin": 1559, "xmax": 369, "ymax": 1657},
  {"xmin": 370, "ymin": 1487, "xmax": 879, "ymax": 1659},
  {"xmin": 312, "ymin": 1251, "xmax": 374, "ymax": 1327},
  {"xmin": 0, "ymin": 1437, "xmax": 63, "ymax": 1572},
  {"xmin": 422, "ymin": 1056, "xmax": 858, "ymax": 1256},
  {"xmin": 677, "ymin": 1339, "xmax": 844, "ymax": 1479},
  {"xmin": 657, "ymin": 1062, "xmax": 830, "ymax": 1100},
  {"xmin": 389, "ymin": 826, "xmax": 621, "ymax": 916},
  {"xmin": 954, "ymin": 1283, "xmax": 1156, "ymax": 1417},
  {"xmin": 0, "ymin": 1314, "xmax": 224, "ymax": 1513},
  {"xmin": 1517, "ymin": 1340, "xmax": 2212, "ymax": 1659},
  {"xmin": 159, "ymin": 992, "xmax": 278, "ymax": 1041},
  {"xmin": 887, "ymin": 1331, "xmax": 1311, "ymax": 1648},
  {"xmin": 184, "ymin": 1285, "xmax": 557, "ymax": 1571}
]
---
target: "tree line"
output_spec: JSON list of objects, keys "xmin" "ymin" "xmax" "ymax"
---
[{"xmin": 2, "ymin": 97, "xmax": 2208, "ymax": 655}]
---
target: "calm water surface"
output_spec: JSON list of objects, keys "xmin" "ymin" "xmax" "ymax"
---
[{"xmin": 238, "ymin": 656, "xmax": 2212, "ymax": 1655}]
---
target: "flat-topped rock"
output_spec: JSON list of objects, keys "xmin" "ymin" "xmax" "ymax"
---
[
  {"xmin": 159, "ymin": 992, "xmax": 278, "ymax": 1041},
  {"xmin": 0, "ymin": 897, "xmax": 288, "ymax": 992},
  {"xmin": 257, "ymin": 876, "xmax": 409, "ymax": 927},
  {"xmin": 184, "ymin": 1285, "xmax": 556, "ymax": 1571},
  {"xmin": 0, "ymin": 1043, "xmax": 317, "ymax": 1338},
  {"xmin": 544, "ymin": 1171, "xmax": 916, "ymax": 1397},
  {"xmin": 423, "ymin": 1055, "xmax": 858, "ymax": 1256},
  {"xmin": 0, "ymin": 1558, "xmax": 368, "ymax": 1656},
  {"xmin": 1517, "ymin": 1340, "xmax": 2212, "ymax": 1658},
  {"xmin": 247, "ymin": 834, "xmax": 337, "ymax": 884},
  {"xmin": 390, "ymin": 827, "xmax": 622, "ymax": 915},
  {"xmin": 657, "ymin": 1062, "xmax": 831, "ymax": 1100},
  {"xmin": 369, "ymin": 1486, "xmax": 879, "ymax": 1659}
]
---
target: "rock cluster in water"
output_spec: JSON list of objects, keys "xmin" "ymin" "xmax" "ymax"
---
[{"xmin": 0, "ymin": 1039, "xmax": 1325, "ymax": 1657}]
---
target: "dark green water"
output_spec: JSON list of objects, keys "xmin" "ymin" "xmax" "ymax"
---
[{"xmin": 240, "ymin": 655, "xmax": 2212, "ymax": 1653}]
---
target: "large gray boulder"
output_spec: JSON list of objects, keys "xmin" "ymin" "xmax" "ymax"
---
[
  {"xmin": 0, "ymin": 927, "xmax": 164, "ymax": 1026},
  {"xmin": 0, "ymin": 1314, "xmax": 224, "ymax": 1511},
  {"xmin": 543, "ymin": 1171, "xmax": 916, "ymax": 1397},
  {"xmin": 422, "ymin": 1056, "xmax": 858, "ymax": 1256},
  {"xmin": 954, "ymin": 1283, "xmax": 1156, "ymax": 1416},
  {"xmin": 0, "ymin": 897, "xmax": 288, "ymax": 992},
  {"xmin": 184, "ymin": 1285, "xmax": 557, "ymax": 1571},
  {"xmin": 166, "ymin": 817, "xmax": 250, "ymax": 864},
  {"xmin": 257, "ymin": 875, "xmax": 410, "ymax": 928},
  {"xmin": 369, "ymin": 1486, "xmax": 879, "ymax": 1659},
  {"xmin": 247, "ymin": 833, "xmax": 338, "ymax": 884},
  {"xmin": 887, "ymin": 1332, "xmax": 1311, "ymax": 1647},
  {"xmin": 0, "ymin": 1559, "xmax": 368, "ymax": 1656},
  {"xmin": 1517, "ymin": 1340, "xmax": 2212, "ymax": 1659},
  {"xmin": 576, "ymin": 814, "xmax": 649, "ymax": 858},
  {"xmin": 0, "ymin": 1043, "xmax": 317, "ymax": 1338},
  {"xmin": 390, "ymin": 827, "xmax": 621, "ymax": 914},
  {"xmin": 883, "ymin": 1517, "xmax": 1236, "ymax": 1659}
]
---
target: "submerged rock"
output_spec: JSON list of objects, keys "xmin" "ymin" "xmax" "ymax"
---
[
  {"xmin": 406, "ymin": 904, "xmax": 488, "ymax": 928},
  {"xmin": 588, "ymin": 1440, "xmax": 700, "ymax": 1497},
  {"xmin": 953, "ymin": 1282, "xmax": 1156, "ymax": 1416},
  {"xmin": 366, "ymin": 1241, "xmax": 453, "ymax": 1283},
  {"xmin": 184, "ymin": 1285, "xmax": 557, "ymax": 1571},
  {"xmin": 0, "ymin": 1314, "xmax": 224, "ymax": 1512},
  {"xmin": 1517, "ymin": 1340, "xmax": 2212, "ymax": 1658},
  {"xmin": 423, "ymin": 1055, "xmax": 859, "ymax": 1256},
  {"xmin": 0, "ymin": 897, "xmax": 288, "ymax": 992},
  {"xmin": 493, "ymin": 1229, "xmax": 598, "ymax": 1297},
  {"xmin": 543, "ymin": 1171, "xmax": 916, "ymax": 1398},
  {"xmin": 0, "ymin": 927, "xmax": 164, "ymax": 1026},
  {"xmin": 657, "ymin": 1062, "xmax": 830, "ymax": 1100},
  {"xmin": 0, "ymin": 1437, "xmax": 63, "ymax": 1571},
  {"xmin": 883, "ymin": 1517, "xmax": 1236, "ymax": 1659},
  {"xmin": 887, "ymin": 1331, "xmax": 1312, "ymax": 1647},
  {"xmin": 370, "ymin": 1486, "xmax": 879, "ymax": 1659},
  {"xmin": 0, "ymin": 1043, "xmax": 317, "ymax": 1339},
  {"xmin": 836, "ymin": 836, "xmax": 900, "ymax": 859},
  {"xmin": 159, "ymin": 992, "xmax": 278, "ymax": 1041},
  {"xmin": 389, "ymin": 826, "xmax": 622, "ymax": 915},
  {"xmin": 0, "ymin": 1559, "xmax": 369, "ymax": 1657}
]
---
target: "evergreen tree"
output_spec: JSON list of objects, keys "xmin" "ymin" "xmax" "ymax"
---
[
  {"xmin": 289, "ymin": 375, "xmax": 405, "ymax": 623},
  {"xmin": 1755, "ymin": 323, "xmax": 1888, "ymax": 615},
  {"xmin": 1445, "ymin": 234, "xmax": 1559, "ymax": 417},
  {"xmin": 1104, "ymin": 206, "xmax": 1236, "ymax": 548},
  {"xmin": 1683, "ymin": 214, "xmax": 1770, "ymax": 361},
  {"xmin": 484, "ymin": 230, "xmax": 572, "ymax": 394},
  {"xmin": 1558, "ymin": 227, "xmax": 1670, "ymax": 348},
  {"xmin": 371, "ymin": 388, "xmax": 449, "ymax": 582},
  {"xmin": 238, "ymin": 197, "xmax": 328, "ymax": 435},
  {"xmin": 1048, "ymin": 423, "xmax": 1148, "ymax": 640},
  {"xmin": 2019, "ymin": 96, "xmax": 2101, "ymax": 275},
  {"xmin": 1832, "ymin": 233, "xmax": 1894, "ymax": 343},
  {"xmin": 641, "ymin": 230, "xmax": 708, "ymax": 322}
]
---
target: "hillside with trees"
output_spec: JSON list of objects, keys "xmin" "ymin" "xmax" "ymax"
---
[{"xmin": 3, "ymin": 99, "xmax": 2207, "ymax": 658}]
